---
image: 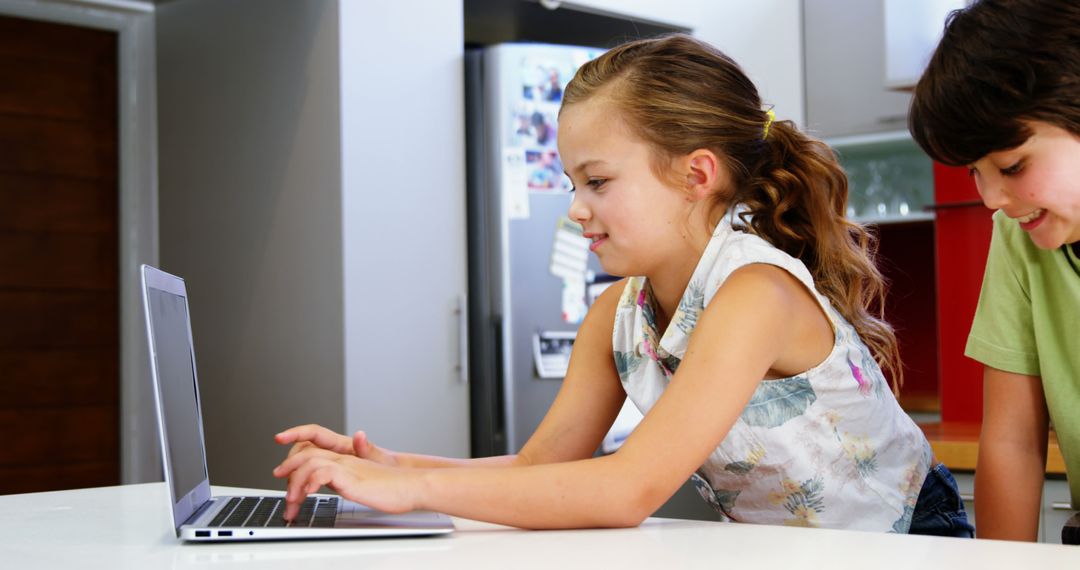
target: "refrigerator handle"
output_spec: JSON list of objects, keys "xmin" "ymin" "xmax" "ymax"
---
[{"xmin": 455, "ymin": 295, "xmax": 469, "ymax": 384}]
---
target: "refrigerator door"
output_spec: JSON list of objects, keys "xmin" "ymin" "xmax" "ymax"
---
[{"xmin": 467, "ymin": 43, "xmax": 606, "ymax": 454}]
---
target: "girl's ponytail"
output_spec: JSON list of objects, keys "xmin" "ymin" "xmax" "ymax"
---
[{"xmin": 737, "ymin": 120, "xmax": 901, "ymax": 391}]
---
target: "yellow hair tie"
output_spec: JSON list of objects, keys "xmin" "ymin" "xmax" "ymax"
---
[{"xmin": 762, "ymin": 109, "xmax": 776, "ymax": 140}]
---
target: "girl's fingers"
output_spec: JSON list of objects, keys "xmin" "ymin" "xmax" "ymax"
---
[
  {"xmin": 276, "ymin": 424, "xmax": 352, "ymax": 454},
  {"xmin": 273, "ymin": 446, "xmax": 333, "ymax": 479},
  {"xmin": 305, "ymin": 465, "xmax": 338, "ymax": 495},
  {"xmin": 283, "ymin": 457, "xmax": 332, "ymax": 518},
  {"xmin": 352, "ymin": 430, "xmax": 397, "ymax": 466},
  {"xmin": 353, "ymin": 431, "xmax": 371, "ymax": 456},
  {"xmin": 279, "ymin": 450, "xmax": 360, "ymax": 520},
  {"xmin": 274, "ymin": 423, "xmax": 318, "ymax": 444}
]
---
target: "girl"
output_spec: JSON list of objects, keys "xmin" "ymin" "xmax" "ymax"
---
[
  {"xmin": 274, "ymin": 34, "xmax": 971, "ymax": 535},
  {"xmin": 908, "ymin": 0, "xmax": 1080, "ymax": 541}
]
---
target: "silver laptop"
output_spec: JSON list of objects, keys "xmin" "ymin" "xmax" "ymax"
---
[{"xmin": 140, "ymin": 264, "xmax": 454, "ymax": 541}]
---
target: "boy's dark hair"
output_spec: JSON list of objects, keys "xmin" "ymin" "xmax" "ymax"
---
[{"xmin": 909, "ymin": 0, "xmax": 1080, "ymax": 166}]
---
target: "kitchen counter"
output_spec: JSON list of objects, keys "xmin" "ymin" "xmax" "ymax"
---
[
  {"xmin": 2, "ymin": 482, "xmax": 1078, "ymax": 568},
  {"xmin": 920, "ymin": 421, "xmax": 1066, "ymax": 474}
]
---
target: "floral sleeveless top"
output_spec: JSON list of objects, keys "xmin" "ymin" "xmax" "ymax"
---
[{"xmin": 612, "ymin": 213, "xmax": 933, "ymax": 532}]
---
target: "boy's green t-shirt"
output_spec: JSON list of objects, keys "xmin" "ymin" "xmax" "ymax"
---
[{"xmin": 966, "ymin": 210, "xmax": 1080, "ymax": 508}]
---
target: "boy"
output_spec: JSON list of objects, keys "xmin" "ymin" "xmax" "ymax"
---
[{"xmin": 908, "ymin": 0, "xmax": 1080, "ymax": 541}]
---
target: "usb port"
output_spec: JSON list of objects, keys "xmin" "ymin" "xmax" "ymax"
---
[
  {"xmin": 194, "ymin": 530, "xmax": 210, "ymax": 537},
  {"xmin": 218, "ymin": 530, "xmax": 233, "ymax": 537}
]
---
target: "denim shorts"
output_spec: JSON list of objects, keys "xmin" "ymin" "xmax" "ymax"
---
[{"xmin": 908, "ymin": 463, "xmax": 975, "ymax": 538}]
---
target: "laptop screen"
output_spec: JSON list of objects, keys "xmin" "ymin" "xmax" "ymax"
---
[{"xmin": 147, "ymin": 287, "xmax": 208, "ymax": 502}]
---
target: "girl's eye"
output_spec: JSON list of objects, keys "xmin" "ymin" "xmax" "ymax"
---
[
  {"xmin": 587, "ymin": 178, "xmax": 607, "ymax": 190},
  {"xmin": 966, "ymin": 166, "xmax": 977, "ymax": 177}
]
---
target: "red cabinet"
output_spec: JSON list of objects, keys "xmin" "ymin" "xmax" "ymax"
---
[
  {"xmin": 878, "ymin": 220, "xmax": 939, "ymax": 411},
  {"xmin": 933, "ymin": 163, "xmax": 995, "ymax": 422}
]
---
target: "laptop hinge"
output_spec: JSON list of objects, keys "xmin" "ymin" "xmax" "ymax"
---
[{"xmin": 183, "ymin": 497, "xmax": 218, "ymax": 526}]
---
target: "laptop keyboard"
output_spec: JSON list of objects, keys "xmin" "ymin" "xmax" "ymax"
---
[{"xmin": 208, "ymin": 496, "xmax": 339, "ymax": 528}]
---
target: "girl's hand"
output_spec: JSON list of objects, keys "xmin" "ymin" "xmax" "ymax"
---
[
  {"xmin": 351, "ymin": 430, "xmax": 400, "ymax": 467},
  {"xmin": 274, "ymin": 425, "xmax": 401, "ymax": 467},
  {"xmin": 275, "ymin": 424, "xmax": 354, "ymax": 458},
  {"xmin": 272, "ymin": 447, "xmax": 422, "ymax": 520}
]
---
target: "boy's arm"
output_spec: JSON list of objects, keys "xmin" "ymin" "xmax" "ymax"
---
[{"xmin": 975, "ymin": 365, "xmax": 1049, "ymax": 541}]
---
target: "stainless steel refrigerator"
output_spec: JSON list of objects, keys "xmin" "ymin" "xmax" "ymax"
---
[{"xmin": 465, "ymin": 43, "xmax": 618, "ymax": 456}]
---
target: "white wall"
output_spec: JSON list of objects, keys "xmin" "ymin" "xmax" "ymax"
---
[
  {"xmin": 157, "ymin": 0, "xmax": 346, "ymax": 488},
  {"xmin": 339, "ymin": 1, "xmax": 470, "ymax": 458},
  {"xmin": 157, "ymin": 0, "xmax": 472, "ymax": 489},
  {"xmin": 567, "ymin": 0, "xmax": 806, "ymax": 127}
]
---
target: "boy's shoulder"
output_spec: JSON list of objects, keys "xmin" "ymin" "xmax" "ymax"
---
[{"xmin": 985, "ymin": 210, "xmax": 1077, "ymax": 302}]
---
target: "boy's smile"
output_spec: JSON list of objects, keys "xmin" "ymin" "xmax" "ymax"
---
[
  {"xmin": 968, "ymin": 121, "xmax": 1080, "ymax": 250},
  {"xmin": 1014, "ymin": 208, "xmax": 1047, "ymax": 233}
]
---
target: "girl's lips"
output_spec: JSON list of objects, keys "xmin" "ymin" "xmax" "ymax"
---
[
  {"xmin": 1018, "ymin": 208, "xmax": 1048, "ymax": 232},
  {"xmin": 583, "ymin": 232, "xmax": 608, "ymax": 252}
]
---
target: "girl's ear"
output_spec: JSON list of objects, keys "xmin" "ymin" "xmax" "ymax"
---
[{"xmin": 684, "ymin": 149, "xmax": 724, "ymax": 201}]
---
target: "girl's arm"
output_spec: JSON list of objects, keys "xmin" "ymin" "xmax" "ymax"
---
[
  {"xmin": 974, "ymin": 366, "xmax": 1049, "ymax": 541},
  {"xmin": 276, "ymin": 265, "xmax": 823, "ymax": 528},
  {"xmin": 275, "ymin": 281, "xmax": 631, "ymax": 470}
]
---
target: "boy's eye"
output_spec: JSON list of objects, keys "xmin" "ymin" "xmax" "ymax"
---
[
  {"xmin": 966, "ymin": 166, "xmax": 977, "ymax": 177},
  {"xmin": 1000, "ymin": 161, "xmax": 1024, "ymax": 176}
]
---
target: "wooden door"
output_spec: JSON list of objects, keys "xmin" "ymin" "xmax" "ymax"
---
[{"xmin": 0, "ymin": 15, "xmax": 119, "ymax": 493}]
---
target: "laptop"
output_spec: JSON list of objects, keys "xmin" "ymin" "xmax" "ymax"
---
[{"xmin": 140, "ymin": 264, "xmax": 455, "ymax": 541}]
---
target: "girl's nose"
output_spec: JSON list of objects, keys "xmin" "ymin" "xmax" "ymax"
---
[{"xmin": 568, "ymin": 193, "xmax": 589, "ymax": 223}]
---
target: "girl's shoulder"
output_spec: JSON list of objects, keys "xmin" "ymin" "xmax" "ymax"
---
[
  {"xmin": 701, "ymin": 223, "xmax": 819, "ymax": 309},
  {"xmin": 587, "ymin": 277, "xmax": 632, "ymax": 324}
]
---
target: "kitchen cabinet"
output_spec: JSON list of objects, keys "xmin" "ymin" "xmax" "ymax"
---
[
  {"xmin": 1043, "ymin": 478, "xmax": 1075, "ymax": 544},
  {"xmin": 933, "ymin": 163, "xmax": 993, "ymax": 422},
  {"xmin": 832, "ymin": 133, "xmax": 934, "ymax": 223},
  {"xmin": 875, "ymin": 219, "xmax": 939, "ymax": 412},
  {"xmin": 883, "ymin": 0, "xmax": 967, "ymax": 89},
  {"xmin": 804, "ymin": 0, "xmax": 912, "ymax": 138}
]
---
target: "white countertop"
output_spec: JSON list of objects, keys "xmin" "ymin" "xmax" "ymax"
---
[{"xmin": 2, "ymin": 483, "xmax": 1078, "ymax": 569}]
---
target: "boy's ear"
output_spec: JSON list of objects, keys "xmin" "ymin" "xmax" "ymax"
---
[{"xmin": 684, "ymin": 149, "xmax": 723, "ymax": 201}]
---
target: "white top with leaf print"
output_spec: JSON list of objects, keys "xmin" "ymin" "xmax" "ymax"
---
[{"xmin": 611, "ymin": 212, "xmax": 933, "ymax": 532}]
